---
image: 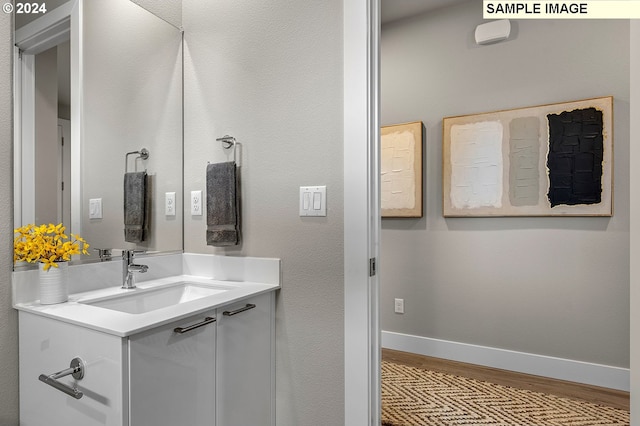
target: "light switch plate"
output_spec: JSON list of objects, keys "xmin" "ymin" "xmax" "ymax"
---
[
  {"xmin": 299, "ymin": 186, "xmax": 326, "ymax": 217},
  {"xmin": 89, "ymin": 198, "xmax": 102, "ymax": 219}
]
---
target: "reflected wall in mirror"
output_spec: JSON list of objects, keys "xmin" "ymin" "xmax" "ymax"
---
[{"xmin": 14, "ymin": 0, "xmax": 183, "ymax": 267}]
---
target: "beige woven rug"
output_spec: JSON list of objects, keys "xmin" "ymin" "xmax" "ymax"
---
[{"xmin": 381, "ymin": 360, "xmax": 629, "ymax": 426}]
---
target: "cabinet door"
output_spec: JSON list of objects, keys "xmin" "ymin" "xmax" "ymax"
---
[
  {"xmin": 216, "ymin": 292, "xmax": 275, "ymax": 426},
  {"xmin": 129, "ymin": 311, "xmax": 217, "ymax": 426},
  {"xmin": 19, "ymin": 312, "xmax": 126, "ymax": 426}
]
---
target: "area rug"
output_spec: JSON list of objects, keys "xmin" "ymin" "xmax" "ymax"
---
[{"xmin": 381, "ymin": 360, "xmax": 629, "ymax": 426}]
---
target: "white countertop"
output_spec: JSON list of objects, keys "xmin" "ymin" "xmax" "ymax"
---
[{"xmin": 14, "ymin": 274, "xmax": 280, "ymax": 337}]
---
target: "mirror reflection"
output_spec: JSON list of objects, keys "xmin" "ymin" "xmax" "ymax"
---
[{"xmin": 14, "ymin": 0, "xmax": 183, "ymax": 267}]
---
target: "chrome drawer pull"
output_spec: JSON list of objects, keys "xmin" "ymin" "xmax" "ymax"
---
[
  {"xmin": 174, "ymin": 316, "xmax": 216, "ymax": 334},
  {"xmin": 223, "ymin": 303, "xmax": 256, "ymax": 317},
  {"xmin": 38, "ymin": 357, "xmax": 85, "ymax": 400}
]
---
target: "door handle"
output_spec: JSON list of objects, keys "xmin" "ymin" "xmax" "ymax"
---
[
  {"xmin": 173, "ymin": 316, "xmax": 216, "ymax": 334},
  {"xmin": 38, "ymin": 357, "xmax": 85, "ymax": 399},
  {"xmin": 223, "ymin": 303, "xmax": 256, "ymax": 317}
]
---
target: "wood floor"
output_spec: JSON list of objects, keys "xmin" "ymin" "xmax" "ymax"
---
[{"xmin": 382, "ymin": 348, "xmax": 630, "ymax": 411}]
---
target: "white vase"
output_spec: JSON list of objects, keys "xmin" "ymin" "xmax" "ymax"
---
[{"xmin": 38, "ymin": 261, "xmax": 69, "ymax": 305}]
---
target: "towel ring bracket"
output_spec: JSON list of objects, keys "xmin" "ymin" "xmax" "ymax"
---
[
  {"xmin": 216, "ymin": 135, "xmax": 237, "ymax": 164},
  {"xmin": 125, "ymin": 148, "xmax": 150, "ymax": 173}
]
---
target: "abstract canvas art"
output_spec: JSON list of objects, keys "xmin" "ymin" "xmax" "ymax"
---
[
  {"xmin": 381, "ymin": 121, "xmax": 423, "ymax": 218},
  {"xmin": 442, "ymin": 97, "xmax": 612, "ymax": 217}
]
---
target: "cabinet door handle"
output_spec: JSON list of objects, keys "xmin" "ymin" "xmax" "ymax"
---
[
  {"xmin": 173, "ymin": 316, "xmax": 216, "ymax": 334},
  {"xmin": 38, "ymin": 357, "xmax": 85, "ymax": 400},
  {"xmin": 223, "ymin": 303, "xmax": 256, "ymax": 317}
]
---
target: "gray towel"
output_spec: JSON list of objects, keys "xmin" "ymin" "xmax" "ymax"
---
[
  {"xmin": 124, "ymin": 171, "xmax": 148, "ymax": 242},
  {"xmin": 206, "ymin": 162, "xmax": 240, "ymax": 246}
]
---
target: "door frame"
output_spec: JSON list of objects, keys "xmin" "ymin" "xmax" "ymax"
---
[
  {"xmin": 343, "ymin": 0, "xmax": 381, "ymax": 424},
  {"xmin": 13, "ymin": 0, "xmax": 82, "ymax": 234}
]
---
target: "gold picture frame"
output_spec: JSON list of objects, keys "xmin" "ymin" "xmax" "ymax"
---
[
  {"xmin": 442, "ymin": 97, "xmax": 613, "ymax": 217},
  {"xmin": 381, "ymin": 121, "xmax": 423, "ymax": 218}
]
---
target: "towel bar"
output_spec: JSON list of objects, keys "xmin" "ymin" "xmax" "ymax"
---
[{"xmin": 38, "ymin": 357, "xmax": 85, "ymax": 400}]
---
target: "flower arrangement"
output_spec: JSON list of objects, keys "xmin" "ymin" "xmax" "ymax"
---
[{"xmin": 13, "ymin": 223, "xmax": 90, "ymax": 271}]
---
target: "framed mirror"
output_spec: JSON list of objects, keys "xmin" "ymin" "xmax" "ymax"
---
[{"xmin": 14, "ymin": 0, "xmax": 183, "ymax": 267}]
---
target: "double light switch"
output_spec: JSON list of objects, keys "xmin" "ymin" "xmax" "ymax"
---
[{"xmin": 299, "ymin": 186, "xmax": 326, "ymax": 217}]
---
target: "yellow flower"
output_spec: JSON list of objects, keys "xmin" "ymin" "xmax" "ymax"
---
[
  {"xmin": 41, "ymin": 255, "xmax": 59, "ymax": 271},
  {"xmin": 13, "ymin": 223, "xmax": 90, "ymax": 266}
]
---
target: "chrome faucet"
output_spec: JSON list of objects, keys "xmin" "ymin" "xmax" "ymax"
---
[{"xmin": 122, "ymin": 249, "xmax": 148, "ymax": 289}]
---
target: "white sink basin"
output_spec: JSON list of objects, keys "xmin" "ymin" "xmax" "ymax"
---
[{"xmin": 81, "ymin": 282, "xmax": 230, "ymax": 314}]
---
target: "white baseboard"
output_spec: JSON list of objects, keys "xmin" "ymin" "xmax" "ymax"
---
[{"xmin": 381, "ymin": 331, "xmax": 630, "ymax": 392}]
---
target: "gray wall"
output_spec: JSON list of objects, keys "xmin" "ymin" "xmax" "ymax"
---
[
  {"xmin": 0, "ymin": 9, "xmax": 19, "ymax": 426},
  {"xmin": 182, "ymin": 1, "xmax": 344, "ymax": 424},
  {"xmin": 381, "ymin": 1, "xmax": 630, "ymax": 368}
]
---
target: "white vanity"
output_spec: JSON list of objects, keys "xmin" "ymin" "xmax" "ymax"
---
[{"xmin": 13, "ymin": 253, "xmax": 280, "ymax": 426}]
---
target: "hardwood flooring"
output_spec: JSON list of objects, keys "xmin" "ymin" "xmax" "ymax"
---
[{"xmin": 381, "ymin": 348, "xmax": 630, "ymax": 411}]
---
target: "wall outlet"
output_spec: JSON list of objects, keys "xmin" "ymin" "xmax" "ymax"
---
[
  {"xmin": 394, "ymin": 298, "xmax": 404, "ymax": 314},
  {"xmin": 191, "ymin": 190, "xmax": 202, "ymax": 216},
  {"xmin": 165, "ymin": 192, "xmax": 176, "ymax": 216}
]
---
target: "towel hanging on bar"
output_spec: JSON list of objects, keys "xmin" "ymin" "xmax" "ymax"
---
[
  {"xmin": 206, "ymin": 161, "xmax": 240, "ymax": 246},
  {"xmin": 124, "ymin": 171, "xmax": 149, "ymax": 243}
]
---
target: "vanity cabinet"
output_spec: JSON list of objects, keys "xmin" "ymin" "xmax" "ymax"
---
[
  {"xmin": 129, "ymin": 310, "xmax": 217, "ymax": 426},
  {"xmin": 216, "ymin": 292, "xmax": 275, "ymax": 425},
  {"xmin": 19, "ymin": 311, "xmax": 128, "ymax": 426},
  {"xmin": 19, "ymin": 292, "xmax": 275, "ymax": 426}
]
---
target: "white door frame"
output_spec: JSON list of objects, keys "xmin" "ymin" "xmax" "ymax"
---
[
  {"xmin": 13, "ymin": 0, "xmax": 82, "ymax": 235},
  {"xmin": 630, "ymin": 20, "xmax": 639, "ymax": 423},
  {"xmin": 344, "ymin": 0, "xmax": 381, "ymax": 424}
]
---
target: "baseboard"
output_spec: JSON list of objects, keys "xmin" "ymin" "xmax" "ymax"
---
[{"xmin": 381, "ymin": 331, "xmax": 630, "ymax": 392}]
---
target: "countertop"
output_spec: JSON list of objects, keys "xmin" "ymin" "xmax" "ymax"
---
[{"xmin": 14, "ymin": 274, "xmax": 280, "ymax": 337}]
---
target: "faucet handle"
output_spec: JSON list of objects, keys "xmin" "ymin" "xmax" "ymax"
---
[
  {"xmin": 93, "ymin": 248, "xmax": 112, "ymax": 262},
  {"xmin": 122, "ymin": 249, "xmax": 146, "ymax": 260}
]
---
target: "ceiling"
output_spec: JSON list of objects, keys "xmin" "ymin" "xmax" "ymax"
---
[{"xmin": 381, "ymin": 0, "xmax": 468, "ymax": 24}]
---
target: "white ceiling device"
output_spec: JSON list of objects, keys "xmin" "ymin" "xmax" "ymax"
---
[{"xmin": 475, "ymin": 19, "xmax": 511, "ymax": 45}]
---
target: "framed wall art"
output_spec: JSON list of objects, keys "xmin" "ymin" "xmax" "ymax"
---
[
  {"xmin": 381, "ymin": 121, "xmax": 423, "ymax": 218},
  {"xmin": 442, "ymin": 96, "xmax": 613, "ymax": 217}
]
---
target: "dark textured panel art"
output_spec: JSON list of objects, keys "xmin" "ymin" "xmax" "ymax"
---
[{"xmin": 546, "ymin": 108, "xmax": 604, "ymax": 207}]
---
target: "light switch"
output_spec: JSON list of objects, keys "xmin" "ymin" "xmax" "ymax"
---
[
  {"xmin": 165, "ymin": 192, "xmax": 176, "ymax": 216},
  {"xmin": 89, "ymin": 198, "xmax": 102, "ymax": 219},
  {"xmin": 300, "ymin": 186, "xmax": 326, "ymax": 217},
  {"xmin": 313, "ymin": 192, "xmax": 322, "ymax": 210}
]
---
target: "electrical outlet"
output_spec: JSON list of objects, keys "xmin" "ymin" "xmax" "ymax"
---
[
  {"xmin": 394, "ymin": 298, "xmax": 404, "ymax": 314},
  {"xmin": 165, "ymin": 192, "xmax": 176, "ymax": 216},
  {"xmin": 191, "ymin": 190, "xmax": 202, "ymax": 216}
]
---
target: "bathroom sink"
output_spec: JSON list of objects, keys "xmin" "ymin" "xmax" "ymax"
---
[{"xmin": 81, "ymin": 282, "xmax": 229, "ymax": 314}]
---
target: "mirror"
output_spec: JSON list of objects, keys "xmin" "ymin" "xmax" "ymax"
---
[{"xmin": 14, "ymin": 0, "xmax": 183, "ymax": 266}]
